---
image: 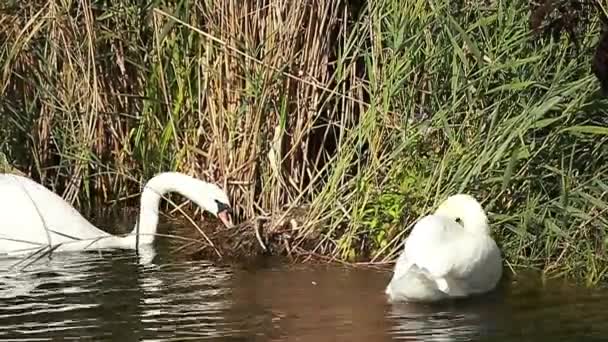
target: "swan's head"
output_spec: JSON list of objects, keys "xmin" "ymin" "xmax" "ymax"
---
[
  {"xmin": 196, "ymin": 182, "xmax": 234, "ymax": 228},
  {"xmin": 434, "ymin": 194, "xmax": 489, "ymax": 235}
]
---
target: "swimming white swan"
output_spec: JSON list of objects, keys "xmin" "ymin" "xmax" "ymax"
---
[
  {"xmin": 0, "ymin": 172, "xmax": 234, "ymax": 256},
  {"xmin": 385, "ymin": 194, "xmax": 502, "ymax": 303}
]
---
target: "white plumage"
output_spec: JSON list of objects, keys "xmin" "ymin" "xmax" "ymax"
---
[
  {"xmin": 0, "ymin": 172, "xmax": 233, "ymax": 256},
  {"xmin": 385, "ymin": 194, "xmax": 503, "ymax": 302}
]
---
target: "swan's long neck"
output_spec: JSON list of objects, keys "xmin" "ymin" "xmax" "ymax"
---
[{"xmin": 123, "ymin": 172, "xmax": 205, "ymax": 246}]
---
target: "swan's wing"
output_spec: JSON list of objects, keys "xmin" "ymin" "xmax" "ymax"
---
[
  {"xmin": 385, "ymin": 262, "xmax": 448, "ymax": 302},
  {"xmin": 0, "ymin": 175, "xmax": 110, "ymax": 253},
  {"xmin": 385, "ymin": 216, "xmax": 449, "ymax": 298},
  {"xmin": 402, "ymin": 215, "xmax": 487, "ymax": 284},
  {"xmin": 391, "ymin": 246, "xmax": 412, "ymax": 280}
]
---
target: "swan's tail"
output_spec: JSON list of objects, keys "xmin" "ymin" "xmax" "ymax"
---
[{"xmin": 385, "ymin": 264, "xmax": 447, "ymax": 303}]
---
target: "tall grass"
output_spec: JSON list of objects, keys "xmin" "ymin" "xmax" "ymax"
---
[{"xmin": 1, "ymin": 0, "xmax": 607, "ymax": 284}]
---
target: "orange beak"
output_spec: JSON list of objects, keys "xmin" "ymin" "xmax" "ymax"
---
[{"xmin": 217, "ymin": 209, "xmax": 233, "ymax": 228}]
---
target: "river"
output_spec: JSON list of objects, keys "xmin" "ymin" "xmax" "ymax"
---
[{"xmin": 0, "ymin": 221, "xmax": 605, "ymax": 341}]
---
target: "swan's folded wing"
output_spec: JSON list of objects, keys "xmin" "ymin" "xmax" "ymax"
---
[
  {"xmin": 403, "ymin": 215, "xmax": 480, "ymax": 281},
  {"xmin": 386, "ymin": 263, "xmax": 447, "ymax": 302}
]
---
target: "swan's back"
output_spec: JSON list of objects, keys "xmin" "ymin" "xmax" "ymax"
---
[
  {"xmin": 0, "ymin": 174, "xmax": 108, "ymax": 254},
  {"xmin": 386, "ymin": 213, "xmax": 502, "ymax": 302}
]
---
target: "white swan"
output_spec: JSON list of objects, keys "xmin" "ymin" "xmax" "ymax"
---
[
  {"xmin": 385, "ymin": 194, "xmax": 502, "ymax": 303},
  {"xmin": 0, "ymin": 172, "xmax": 234, "ymax": 256}
]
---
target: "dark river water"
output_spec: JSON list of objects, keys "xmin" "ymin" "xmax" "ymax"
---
[{"xmin": 0, "ymin": 221, "xmax": 606, "ymax": 341}]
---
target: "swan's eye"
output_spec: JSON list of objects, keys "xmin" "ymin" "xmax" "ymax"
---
[{"xmin": 455, "ymin": 217, "xmax": 463, "ymax": 226}]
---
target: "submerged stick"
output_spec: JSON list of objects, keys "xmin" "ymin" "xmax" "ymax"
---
[
  {"xmin": 8, "ymin": 245, "xmax": 51, "ymax": 270},
  {"xmin": 254, "ymin": 219, "xmax": 268, "ymax": 252},
  {"xmin": 18, "ymin": 244, "xmax": 63, "ymax": 271}
]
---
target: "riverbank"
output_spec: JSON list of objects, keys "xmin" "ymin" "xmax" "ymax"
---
[{"xmin": 1, "ymin": 0, "xmax": 607, "ymax": 284}]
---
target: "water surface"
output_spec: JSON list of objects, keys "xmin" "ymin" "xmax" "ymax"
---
[{"xmin": 0, "ymin": 222, "xmax": 606, "ymax": 341}]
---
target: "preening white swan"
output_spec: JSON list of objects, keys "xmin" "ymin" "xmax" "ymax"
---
[
  {"xmin": 0, "ymin": 172, "xmax": 233, "ymax": 256},
  {"xmin": 385, "ymin": 194, "xmax": 502, "ymax": 303}
]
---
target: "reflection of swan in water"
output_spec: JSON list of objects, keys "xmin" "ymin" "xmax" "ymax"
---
[
  {"xmin": 0, "ymin": 256, "xmax": 96, "ymax": 299},
  {"xmin": 0, "ymin": 245, "xmax": 156, "ymax": 299},
  {"xmin": 0, "ymin": 243, "xmax": 238, "ymax": 340},
  {"xmin": 386, "ymin": 287, "xmax": 508, "ymax": 341},
  {"xmin": 0, "ymin": 250, "xmax": 150, "ymax": 340},
  {"xmin": 0, "ymin": 252, "xmax": 101, "ymax": 306}
]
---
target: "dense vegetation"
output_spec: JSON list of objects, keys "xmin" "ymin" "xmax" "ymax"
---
[{"xmin": 1, "ymin": 0, "xmax": 607, "ymax": 284}]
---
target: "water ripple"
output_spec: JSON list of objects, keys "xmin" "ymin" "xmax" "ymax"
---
[{"xmin": 0, "ymin": 243, "xmax": 606, "ymax": 341}]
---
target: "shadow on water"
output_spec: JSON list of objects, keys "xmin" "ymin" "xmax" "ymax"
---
[{"xmin": 0, "ymin": 218, "xmax": 607, "ymax": 341}]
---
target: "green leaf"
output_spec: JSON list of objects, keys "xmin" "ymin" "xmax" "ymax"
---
[
  {"xmin": 486, "ymin": 81, "xmax": 536, "ymax": 94},
  {"xmin": 561, "ymin": 126, "xmax": 608, "ymax": 136},
  {"xmin": 446, "ymin": 15, "xmax": 483, "ymax": 64}
]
